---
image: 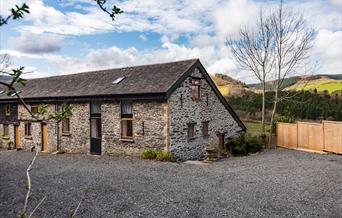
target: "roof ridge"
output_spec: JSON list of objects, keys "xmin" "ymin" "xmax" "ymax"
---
[{"xmin": 26, "ymin": 58, "xmax": 199, "ymax": 81}]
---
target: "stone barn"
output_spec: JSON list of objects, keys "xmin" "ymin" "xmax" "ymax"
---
[{"xmin": 0, "ymin": 59, "xmax": 245, "ymax": 160}]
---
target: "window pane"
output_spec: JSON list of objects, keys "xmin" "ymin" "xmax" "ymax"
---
[
  {"xmin": 188, "ymin": 123, "xmax": 195, "ymax": 139},
  {"xmin": 121, "ymin": 101, "xmax": 132, "ymax": 115},
  {"xmin": 202, "ymin": 122, "xmax": 209, "ymax": 136},
  {"xmin": 191, "ymin": 85, "xmax": 199, "ymax": 99},
  {"xmin": 3, "ymin": 124, "xmax": 9, "ymax": 136},
  {"xmin": 62, "ymin": 118, "xmax": 70, "ymax": 132},
  {"xmin": 91, "ymin": 119, "xmax": 101, "ymax": 138},
  {"xmin": 25, "ymin": 123, "xmax": 32, "ymax": 136},
  {"xmin": 91, "ymin": 102, "xmax": 101, "ymax": 114},
  {"xmin": 121, "ymin": 120, "xmax": 133, "ymax": 138},
  {"xmin": 31, "ymin": 105, "xmax": 38, "ymax": 114}
]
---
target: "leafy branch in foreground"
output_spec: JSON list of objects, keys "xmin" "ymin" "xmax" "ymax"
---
[
  {"xmin": 0, "ymin": 1, "xmax": 122, "ymax": 27},
  {"xmin": 94, "ymin": 0, "xmax": 123, "ymax": 20},
  {"xmin": 0, "ymin": 3, "xmax": 30, "ymax": 26}
]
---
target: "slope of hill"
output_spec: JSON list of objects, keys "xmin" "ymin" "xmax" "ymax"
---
[
  {"xmin": 210, "ymin": 73, "xmax": 250, "ymax": 97},
  {"xmin": 248, "ymin": 74, "xmax": 342, "ymax": 93},
  {"xmin": 286, "ymin": 79, "xmax": 342, "ymax": 94}
]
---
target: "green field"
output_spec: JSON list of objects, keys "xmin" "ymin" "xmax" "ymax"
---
[
  {"xmin": 244, "ymin": 121, "xmax": 271, "ymax": 136},
  {"xmin": 286, "ymin": 80, "xmax": 342, "ymax": 94}
]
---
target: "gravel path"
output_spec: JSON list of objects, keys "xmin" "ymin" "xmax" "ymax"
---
[{"xmin": 0, "ymin": 149, "xmax": 341, "ymax": 218}]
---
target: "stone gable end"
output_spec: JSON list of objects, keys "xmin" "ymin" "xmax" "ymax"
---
[{"xmin": 168, "ymin": 68, "xmax": 242, "ymax": 160}]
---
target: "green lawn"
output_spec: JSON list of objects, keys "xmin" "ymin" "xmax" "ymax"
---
[
  {"xmin": 286, "ymin": 80, "xmax": 342, "ymax": 94},
  {"xmin": 244, "ymin": 121, "xmax": 271, "ymax": 136}
]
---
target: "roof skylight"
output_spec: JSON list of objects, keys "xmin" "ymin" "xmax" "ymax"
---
[{"xmin": 112, "ymin": 76, "xmax": 126, "ymax": 85}]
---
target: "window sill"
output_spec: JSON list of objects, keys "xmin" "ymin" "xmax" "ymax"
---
[
  {"xmin": 62, "ymin": 132, "xmax": 71, "ymax": 136},
  {"xmin": 25, "ymin": 136, "xmax": 32, "ymax": 140},
  {"xmin": 2, "ymin": 136, "xmax": 9, "ymax": 140},
  {"xmin": 120, "ymin": 138, "xmax": 134, "ymax": 143}
]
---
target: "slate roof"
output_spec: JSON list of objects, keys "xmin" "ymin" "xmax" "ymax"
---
[
  {"xmin": 0, "ymin": 59, "xmax": 246, "ymax": 130},
  {"xmin": 0, "ymin": 59, "xmax": 197, "ymax": 100}
]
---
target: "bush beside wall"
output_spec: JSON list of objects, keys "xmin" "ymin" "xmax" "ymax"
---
[
  {"xmin": 226, "ymin": 133, "xmax": 264, "ymax": 156},
  {"xmin": 141, "ymin": 149, "xmax": 175, "ymax": 162}
]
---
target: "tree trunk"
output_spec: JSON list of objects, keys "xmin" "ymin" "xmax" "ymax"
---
[
  {"xmin": 261, "ymin": 82, "xmax": 266, "ymax": 135},
  {"xmin": 268, "ymin": 89, "xmax": 278, "ymax": 148}
]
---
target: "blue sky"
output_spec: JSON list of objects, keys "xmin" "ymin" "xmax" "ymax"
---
[{"xmin": 0, "ymin": 0, "xmax": 341, "ymax": 83}]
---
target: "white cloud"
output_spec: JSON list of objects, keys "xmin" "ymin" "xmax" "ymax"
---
[
  {"xmin": 9, "ymin": 32, "xmax": 62, "ymax": 54},
  {"xmin": 313, "ymin": 29, "xmax": 342, "ymax": 75},
  {"xmin": 2, "ymin": 0, "xmax": 342, "ymax": 83}
]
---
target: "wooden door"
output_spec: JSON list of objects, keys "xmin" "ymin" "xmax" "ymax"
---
[
  {"xmin": 14, "ymin": 125, "xmax": 20, "ymax": 149},
  {"xmin": 41, "ymin": 123, "xmax": 48, "ymax": 151},
  {"xmin": 218, "ymin": 133, "xmax": 225, "ymax": 151}
]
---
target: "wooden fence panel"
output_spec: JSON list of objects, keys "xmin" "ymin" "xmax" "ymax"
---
[
  {"xmin": 297, "ymin": 122, "xmax": 324, "ymax": 151},
  {"xmin": 277, "ymin": 123, "xmax": 297, "ymax": 149},
  {"xmin": 323, "ymin": 121, "xmax": 342, "ymax": 154}
]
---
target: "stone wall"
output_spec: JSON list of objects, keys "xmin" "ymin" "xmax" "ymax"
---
[
  {"xmin": 1, "ymin": 101, "xmax": 167, "ymax": 155},
  {"xmin": 168, "ymin": 68, "xmax": 242, "ymax": 160},
  {"xmin": 1, "ymin": 103, "xmax": 90, "ymax": 153},
  {"xmin": 102, "ymin": 100, "xmax": 167, "ymax": 155},
  {"xmin": 0, "ymin": 123, "xmax": 14, "ymax": 149}
]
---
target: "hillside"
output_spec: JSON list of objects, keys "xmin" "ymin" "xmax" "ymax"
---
[
  {"xmin": 286, "ymin": 79, "xmax": 342, "ymax": 94},
  {"xmin": 210, "ymin": 73, "xmax": 250, "ymax": 97},
  {"xmin": 248, "ymin": 74, "xmax": 342, "ymax": 94}
]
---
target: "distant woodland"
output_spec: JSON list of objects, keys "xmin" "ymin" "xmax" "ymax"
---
[{"xmin": 227, "ymin": 91, "xmax": 342, "ymax": 121}]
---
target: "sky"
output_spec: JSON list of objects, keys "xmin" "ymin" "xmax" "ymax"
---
[{"xmin": 0, "ymin": 0, "xmax": 341, "ymax": 83}]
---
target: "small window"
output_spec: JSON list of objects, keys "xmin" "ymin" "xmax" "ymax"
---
[
  {"xmin": 187, "ymin": 123, "xmax": 196, "ymax": 139},
  {"xmin": 25, "ymin": 123, "xmax": 32, "ymax": 138},
  {"xmin": 191, "ymin": 78, "xmax": 201, "ymax": 100},
  {"xmin": 202, "ymin": 121, "xmax": 209, "ymax": 137},
  {"xmin": 121, "ymin": 101, "xmax": 133, "ymax": 139},
  {"xmin": 3, "ymin": 124, "xmax": 9, "ymax": 137},
  {"xmin": 5, "ymin": 104, "xmax": 11, "ymax": 116},
  {"xmin": 112, "ymin": 76, "xmax": 126, "ymax": 84},
  {"xmin": 91, "ymin": 102, "xmax": 101, "ymax": 114},
  {"xmin": 62, "ymin": 118, "xmax": 70, "ymax": 134},
  {"xmin": 31, "ymin": 105, "xmax": 39, "ymax": 114}
]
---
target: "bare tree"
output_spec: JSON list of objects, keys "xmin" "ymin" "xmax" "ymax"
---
[
  {"xmin": 228, "ymin": 9, "xmax": 274, "ymax": 135},
  {"xmin": 1, "ymin": 2, "xmax": 123, "ymax": 216},
  {"xmin": 268, "ymin": 0, "xmax": 314, "ymax": 146}
]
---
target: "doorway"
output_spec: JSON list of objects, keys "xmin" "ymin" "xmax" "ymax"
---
[
  {"xmin": 218, "ymin": 133, "xmax": 225, "ymax": 151},
  {"xmin": 14, "ymin": 125, "xmax": 20, "ymax": 149},
  {"xmin": 90, "ymin": 102, "xmax": 101, "ymax": 155},
  {"xmin": 41, "ymin": 123, "xmax": 48, "ymax": 151}
]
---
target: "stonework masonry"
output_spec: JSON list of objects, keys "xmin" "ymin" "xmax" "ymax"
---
[
  {"xmin": 101, "ymin": 100, "xmax": 167, "ymax": 155},
  {"xmin": 0, "ymin": 67, "xmax": 243, "ymax": 160},
  {"xmin": 168, "ymin": 68, "xmax": 242, "ymax": 160}
]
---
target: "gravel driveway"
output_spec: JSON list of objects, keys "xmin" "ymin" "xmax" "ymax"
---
[{"xmin": 0, "ymin": 149, "xmax": 341, "ymax": 218}]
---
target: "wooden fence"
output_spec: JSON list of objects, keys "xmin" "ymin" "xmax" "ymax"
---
[{"xmin": 277, "ymin": 121, "xmax": 342, "ymax": 154}]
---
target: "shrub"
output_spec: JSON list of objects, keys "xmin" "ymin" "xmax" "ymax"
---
[
  {"xmin": 155, "ymin": 150, "xmax": 175, "ymax": 162},
  {"xmin": 226, "ymin": 133, "xmax": 264, "ymax": 156},
  {"xmin": 141, "ymin": 149, "xmax": 175, "ymax": 162},
  {"xmin": 141, "ymin": 148, "xmax": 157, "ymax": 159},
  {"xmin": 272, "ymin": 115, "xmax": 294, "ymax": 134},
  {"xmin": 246, "ymin": 135, "xmax": 264, "ymax": 153}
]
